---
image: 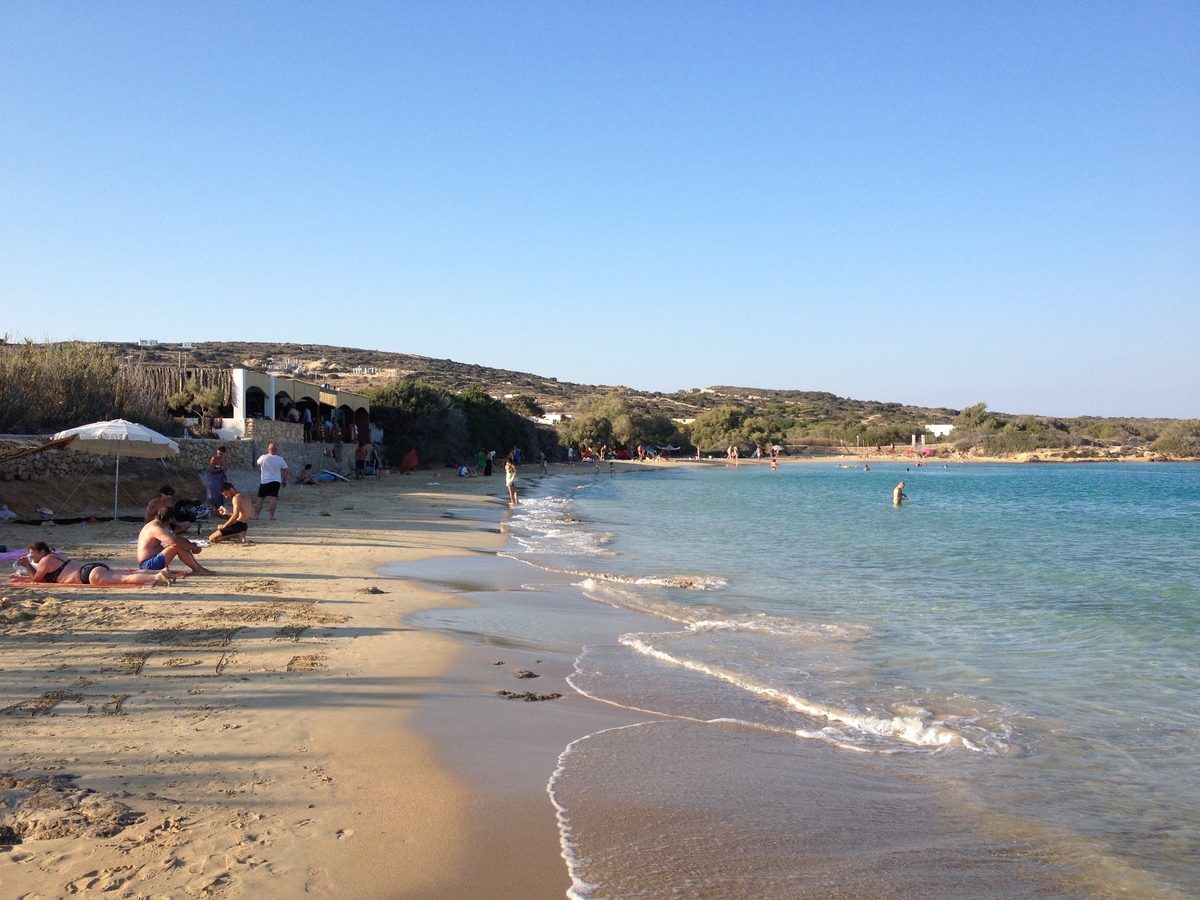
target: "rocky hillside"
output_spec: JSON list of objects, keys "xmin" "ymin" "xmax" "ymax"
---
[{"xmin": 107, "ymin": 341, "xmax": 960, "ymax": 422}]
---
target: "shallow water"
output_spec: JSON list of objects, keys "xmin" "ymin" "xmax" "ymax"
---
[{"xmin": 399, "ymin": 462, "xmax": 1200, "ymax": 898}]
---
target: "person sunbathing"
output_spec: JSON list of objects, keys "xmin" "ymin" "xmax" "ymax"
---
[{"xmin": 10, "ymin": 541, "xmax": 175, "ymax": 586}]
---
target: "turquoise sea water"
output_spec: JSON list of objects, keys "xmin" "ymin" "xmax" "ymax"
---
[
  {"xmin": 394, "ymin": 462, "xmax": 1200, "ymax": 897},
  {"xmin": 492, "ymin": 462, "xmax": 1200, "ymax": 898}
]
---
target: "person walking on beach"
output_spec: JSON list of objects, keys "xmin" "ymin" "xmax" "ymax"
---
[
  {"xmin": 505, "ymin": 455, "xmax": 519, "ymax": 507},
  {"xmin": 893, "ymin": 481, "xmax": 908, "ymax": 506},
  {"xmin": 253, "ymin": 442, "xmax": 289, "ymax": 520},
  {"xmin": 209, "ymin": 482, "xmax": 251, "ymax": 544}
]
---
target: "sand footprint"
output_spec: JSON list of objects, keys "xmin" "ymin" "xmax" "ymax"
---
[
  {"xmin": 66, "ymin": 865, "xmax": 138, "ymax": 893},
  {"xmin": 335, "ymin": 828, "xmax": 354, "ymax": 840}
]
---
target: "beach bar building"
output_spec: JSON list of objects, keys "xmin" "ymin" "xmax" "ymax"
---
[{"xmin": 217, "ymin": 368, "xmax": 371, "ymax": 444}]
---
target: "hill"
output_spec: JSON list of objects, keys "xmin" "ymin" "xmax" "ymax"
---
[
  {"xmin": 110, "ymin": 340, "xmax": 960, "ymax": 422},
  {"xmin": 14, "ymin": 340, "xmax": 1195, "ymax": 459}
]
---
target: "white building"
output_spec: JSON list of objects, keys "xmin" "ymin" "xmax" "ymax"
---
[{"xmin": 926, "ymin": 424, "xmax": 955, "ymax": 438}]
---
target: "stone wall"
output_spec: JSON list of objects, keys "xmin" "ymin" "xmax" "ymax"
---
[
  {"xmin": 1, "ymin": 436, "xmax": 356, "ymax": 485},
  {"xmin": 243, "ymin": 420, "xmax": 304, "ymax": 445},
  {"xmin": 265, "ymin": 442, "xmax": 353, "ymax": 477},
  {"xmin": 0, "ymin": 441, "xmax": 99, "ymax": 483},
  {"xmin": 180, "ymin": 438, "xmax": 354, "ymax": 478},
  {"xmin": 176, "ymin": 439, "xmax": 255, "ymax": 472}
]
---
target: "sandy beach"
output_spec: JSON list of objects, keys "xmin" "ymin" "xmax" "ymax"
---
[{"xmin": 1, "ymin": 463, "xmax": 607, "ymax": 898}]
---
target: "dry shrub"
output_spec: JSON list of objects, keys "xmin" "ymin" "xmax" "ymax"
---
[{"xmin": 0, "ymin": 341, "xmax": 175, "ymax": 434}]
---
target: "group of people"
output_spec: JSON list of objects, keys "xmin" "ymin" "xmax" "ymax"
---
[
  {"xmin": 9, "ymin": 489, "xmax": 235, "ymax": 588},
  {"xmin": 354, "ymin": 441, "xmax": 383, "ymax": 480},
  {"xmin": 8, "ymin": 442, "xmax": 291, "ymax": 588}
]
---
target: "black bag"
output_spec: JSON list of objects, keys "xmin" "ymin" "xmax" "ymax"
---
[{"xmin": 174, "ymin": 500, "xmax": 210, "ymax": 522}]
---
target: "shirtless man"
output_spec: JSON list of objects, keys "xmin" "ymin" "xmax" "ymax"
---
[
  {"xmin": 893, "ymin": 481, "xmax": 908, "ymax": 506},
  {"xmin": 355, "ymin": 442, "xmax": 370, "ymax": 479},
  {"xmin": 209, "ymin": 482, "xmax": 250, "ymax": 544},
  {"xmin": 145, "ymin": 485, "xmax": 192, "ymax": 534},
  {"xmin": 138, "ymin": 508, "xmax": 214, "ymax": 575}
]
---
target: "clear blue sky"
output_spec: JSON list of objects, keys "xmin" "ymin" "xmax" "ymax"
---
[{"xmin": 2, "ymin": 2, "xmax": 1197, "ymax": 417}]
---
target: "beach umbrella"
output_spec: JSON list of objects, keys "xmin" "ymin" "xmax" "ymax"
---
[{"xmin": 53, "ymin": 419, "xmax": 180, "ymax": 520}]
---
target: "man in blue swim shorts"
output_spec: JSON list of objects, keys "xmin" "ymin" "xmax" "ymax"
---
[{"xmin": 137, "ymin": 508, "xmax": 214, "ymax": 576}]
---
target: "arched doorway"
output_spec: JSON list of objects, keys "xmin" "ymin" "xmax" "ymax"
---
[{"xmin": 245, "ymin": 387, "xmax": 267, "ymax": 419}]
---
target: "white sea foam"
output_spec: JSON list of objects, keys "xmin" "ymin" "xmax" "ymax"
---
[
  {"xmin": 620, "ymin": 633, "xmax": 973, "ymax": 751},
  {"xmin": 685, "ymin": 616, "xmax": 875, "ymax": 640},
  {"xmin": 549, "ymin": 723, "xmax": 656, "ymax": 900}
]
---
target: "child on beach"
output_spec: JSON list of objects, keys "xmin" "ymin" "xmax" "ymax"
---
[{"xmin": 505, "ymin": 456, "xmax": 519, "ymax": 506}]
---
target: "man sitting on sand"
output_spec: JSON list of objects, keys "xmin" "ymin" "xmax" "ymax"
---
[
  {"xmin": 209, "ymin": 482, "xmax": 250, "ymax": 544},
  {"xmin": 10, "ymin": 541, "xmax": 176, "ymax": 587},
  {"xmin": 145, "ymin": 485, "xmax": 192, "ymax": 534},
  {"xmin": 138, "ymin": 508, "xmax": 214, "ymax": 576},
  {"xmin": 295, "ymin": 464, "xmax": 319, "ymax": 485}
]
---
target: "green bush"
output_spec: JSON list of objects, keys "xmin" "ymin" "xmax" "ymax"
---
[
  {"xmin": 1152, "ymin": 420, "xmax": 1200, "ymax": 457},
  {"xmin": 367, "ymin": 380, "xmax": 550, "ymax": 467},
  {"xmin": 560, "ymin": 393, "xmax": 685, "ymax": 451},
  {"xmin": 367, "ymin": 379, "xmax": 468, "ymax": 467}
]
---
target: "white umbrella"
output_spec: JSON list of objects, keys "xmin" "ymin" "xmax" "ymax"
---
[{"xmin": 54, "ymin": 419, "xmax": 180, "ymax": 520}]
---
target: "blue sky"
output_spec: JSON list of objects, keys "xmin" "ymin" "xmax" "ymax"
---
[{"xmin": 2, "ymin": 2, "xmax": 1197, "ymax": 417}]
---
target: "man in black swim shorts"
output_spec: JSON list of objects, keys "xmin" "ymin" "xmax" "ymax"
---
[
  {"xmin": 253, "ymin": 443, "xmax": 288, "ymax": 520},
  {"xmin": 210, "ymin": 482, "xmax": 251, "ymax": 543}
]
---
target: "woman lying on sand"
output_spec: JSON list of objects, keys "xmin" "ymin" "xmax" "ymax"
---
[{"xmin": 9, "ymin": 541, "xmax": 177, "ymax": 587}]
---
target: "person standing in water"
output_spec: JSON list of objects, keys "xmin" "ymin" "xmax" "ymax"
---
[
  {"xmin": 893, "ymin": 481, "xmax": 908, "ymax": 506},
  {"xmin": 505, "ymin": 455, "xmax": 519, "ymax": 506}
]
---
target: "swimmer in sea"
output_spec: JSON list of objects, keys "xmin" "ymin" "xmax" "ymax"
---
[{"xmin": 893, "ymin": 481, "xmax": 908, "ymax": 506}]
